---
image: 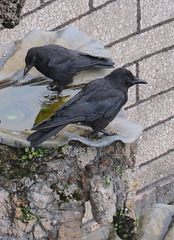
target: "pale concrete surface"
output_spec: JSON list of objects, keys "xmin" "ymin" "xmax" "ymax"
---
[
  {"xmin": 70, "ymin": 0, "xmax": 137, "ymax": 45},
  {"xmin": 141, "ymin": 0, "xmax": 174, "ymax": 28},
  {"xmin": 136, "ymin": 119, "xmax": 174, "ymax": 164},
  {"xmin": 0, "ymin": 0, "xmax": 174, "ymax": 214},
  {"xmin": 136, "ymin": 151, "xmax": 174, "ymax": 189},
  {"xmin": 110, "ymin": 22, "xmax": 174, "ymax": 66},
  {"xmin": 139, "ymin": 49, "xmax": 174, "ymax": 99},
  {"xmin": 126, "ymin": 91, "xmax": 174, "ymax": 128}
]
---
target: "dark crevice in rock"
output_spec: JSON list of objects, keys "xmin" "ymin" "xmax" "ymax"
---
[{"xmin": 0, "ymin": 0, "xmax": 26, "ymax": 29}]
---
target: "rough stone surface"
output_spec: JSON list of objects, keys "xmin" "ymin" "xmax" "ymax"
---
[
  {"xmin": 0, "ymin": 0, "xmax": 26, "ymax": 28},
  {"xmin": 137, "ymin": 204, "xmax": 174, "ymax": 240},
  {"xmin": 134, "ymin": 176, "xmax": 174, "ymax": 218},
  {"xmin": 163, "ymin": 225, "xmax": 174, "ymax": 240},
  {"xmin": 90, "ymin": 175, "xmax": 117, "ymax": 224},
  {"xmin": 0, "ymin": 141, "xmax": 134, "ymax": 239},
  {"xmin": 82, "ymin": 224, "xmax": 117, "ymax": 240},
  {"xmin": 34, "ymin": 225, "xmax": 46, "ymax": 239}
]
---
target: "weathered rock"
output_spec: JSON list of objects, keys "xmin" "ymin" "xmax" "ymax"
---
[
  {"xmin": 82, "ymin": 223, "xmax": 117, "ymax": 240},
  {"xmin": 0, "ymin": 141, "xmax": 135, "ymax": 239},
  {"xmin": 90, "ymin": 175, "xmax": 117, "ymax": 224},
  {"xmin": 137, "ymin": 204, "xmax": 174, "ymax": 240},
  {"xmin": 34, "ymin": 224, "xmax": 46, "ymax": 239},
  {"xmin": 40, "ymin": 220, "xmax": 51, "ymax": 231},
  {"xmin": 134, "ymin": 177, "xmax": 174, "ymax": 218},
  {"xmin": 163, "ymin": 225, "xmax": 174, "ymax": 240},
  {"xmin": 0, "ymin": 0, "xmax": 26, "ymax": 28}
]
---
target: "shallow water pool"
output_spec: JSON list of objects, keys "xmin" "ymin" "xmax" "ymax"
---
[{"xmin": 0, "ymin": 83, "xmax": 78, "ymax": 131}]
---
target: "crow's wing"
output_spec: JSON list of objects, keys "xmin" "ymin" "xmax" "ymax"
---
[
  {"xmin": 72, "ymin": 52, "xmax": 114, "ymax": 71},
  {"xmin": 46, "ymin": 46, "xmax": 78, "ymax": 69},
  {"xmin": 46, "ymin": 46, "xmax": 114, "ymax": 74},
  {"xmin": 32, "ymin": 78, "xmax": 126, "ymax": 131}
]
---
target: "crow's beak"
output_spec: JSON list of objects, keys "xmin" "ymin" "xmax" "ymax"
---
[
  {"xmin": 133, "ymin": 76, "xmax": 147, "ymax": 84},
  {"xmin": 23, "ymin": 64, "xmax": 33, "ymax": 76}
]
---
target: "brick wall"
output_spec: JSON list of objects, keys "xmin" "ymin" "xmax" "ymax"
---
[{"xmin": 0, "ymin": 0, "xmax": 174, "ymax": 197}]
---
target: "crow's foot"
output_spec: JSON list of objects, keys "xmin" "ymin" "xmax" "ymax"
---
[{"xmin": 100, "ymin": 129, "xmax": 116, "ymax": 136}]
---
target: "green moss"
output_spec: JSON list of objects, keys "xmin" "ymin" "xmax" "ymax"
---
[{"xmin": 72, "ymin": 190, "xmax": 83, "ymax": 201}]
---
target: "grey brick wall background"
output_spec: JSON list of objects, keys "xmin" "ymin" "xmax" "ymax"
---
[{"xmin": 0, "ymin": 0, "xmax": 174, "ymax": 198}]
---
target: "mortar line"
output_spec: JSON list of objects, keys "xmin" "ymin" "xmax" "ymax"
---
[
  {"xmin": 125, "ymin": 86, "xmax": 174, "ymax": 110},
  {"xmin": 105, "ymin": 18, "xmax": 174, "ymax": 48},
  {"xmin": 135, "ymin": 62, "xmax": 140, "ymax": 102},
  {"xmin": 138, "ymin": 148, "xmax": 174, "ymax": 168},
  {"xmin": 23, "ymin": 0, "xmax": 116, "ymax": 20},
  {"xmin": 0, "ymin": 4, "xmax": 173, "ymax": 35},
  {"xmin": 52, "ymin": 0, "xmax": 117, "ymax": 31},
  {"xmin": 143, "ymin": 115, "xmax": 174, "ymax": 132},
  {"xmin": 123, "ymin": 45, "xmax": 174, "ymax": 68},
  {"xmin": 136, "ymin": 173, "xmax": 174, "ymax": 195},
  {"xmin": 137, "ymin": 0, "xmax": 141, "ymax": 32}
]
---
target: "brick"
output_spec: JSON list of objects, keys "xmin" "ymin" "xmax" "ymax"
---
[
  {"xmin": 126, "ymin": 90, "xmax": 174, "ymax": 129},
  {"xmin": 0, "ymin": 0, "xmax": 89, "ymax": 44},
  {"xmin": 70, "ymin": 0, "xmax": 137, "ymax": 45},
  {"xmin": 139, "ymin": 49, "xmax": 174, "ymax": 100},
  {"xmin": 110, "ymin": 22, "xmax": 174, "ymax": 67},
  {"xmin": 141, "ymin": 0, "xmax": 174, "ymax": 29},
  {"xmin": 93, "ymin": 0, "xmax": 109, "ymax": 8},
  {"xmin": 21, "ymin": 0, "xmax": 40, "ymax": 14},
  {"xmin": 135, "ymin": 151, "xmax": 174, "ymax": 189},
  {"xmin": 135, "ymin": 118, "xmax": 174, "ymax": 164},
  {"xmin": 37, "ymin": 0, "xmax": 89, "ymax": 29}
]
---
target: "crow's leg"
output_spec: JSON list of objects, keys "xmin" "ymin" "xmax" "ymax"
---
[
  {"xmin": 57, "ymin": 85, "xmax": 63, "ymax": 94},
  {"xmin": 88, "ymin": 131, "xmax": 99, "ymax": 139},
  {"xmin": 49, "ymin": 81, "xmax": 56, "ymax": 88},
  {"xmin": 100, "ymin": 129, "xmax": 116, "ymax": 136}
]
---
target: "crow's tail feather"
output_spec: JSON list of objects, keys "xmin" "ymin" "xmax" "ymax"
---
[{"xmin": 27, "ymin": 125, "xmax": 66, "ymax": 147}]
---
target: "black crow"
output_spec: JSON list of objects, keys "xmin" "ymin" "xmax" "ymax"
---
[
  {"xmin": 23, "ymin": 44, "xmax": 115, "ymax": 92},
  {"xmin": 27, "ymin": 68, "xmax": 147, "ymax": 147}
]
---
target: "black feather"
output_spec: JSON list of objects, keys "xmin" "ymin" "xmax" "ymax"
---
[
  {"xmin": 24, "ymin": 44, "xmax": 115, "ymax": 92},
  {"xmin": 27, "ymin": 68, "xmax": 147, "ymax": 147}
]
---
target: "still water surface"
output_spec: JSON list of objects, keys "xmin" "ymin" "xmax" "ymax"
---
[{"xmin": 0, "ymin": 84, "xmax": 78, "ymax": 131}]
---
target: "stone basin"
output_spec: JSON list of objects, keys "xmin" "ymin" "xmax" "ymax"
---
[{"xmin": 0, "ymin": 27, "xmax": 143, "ymax": 148}]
